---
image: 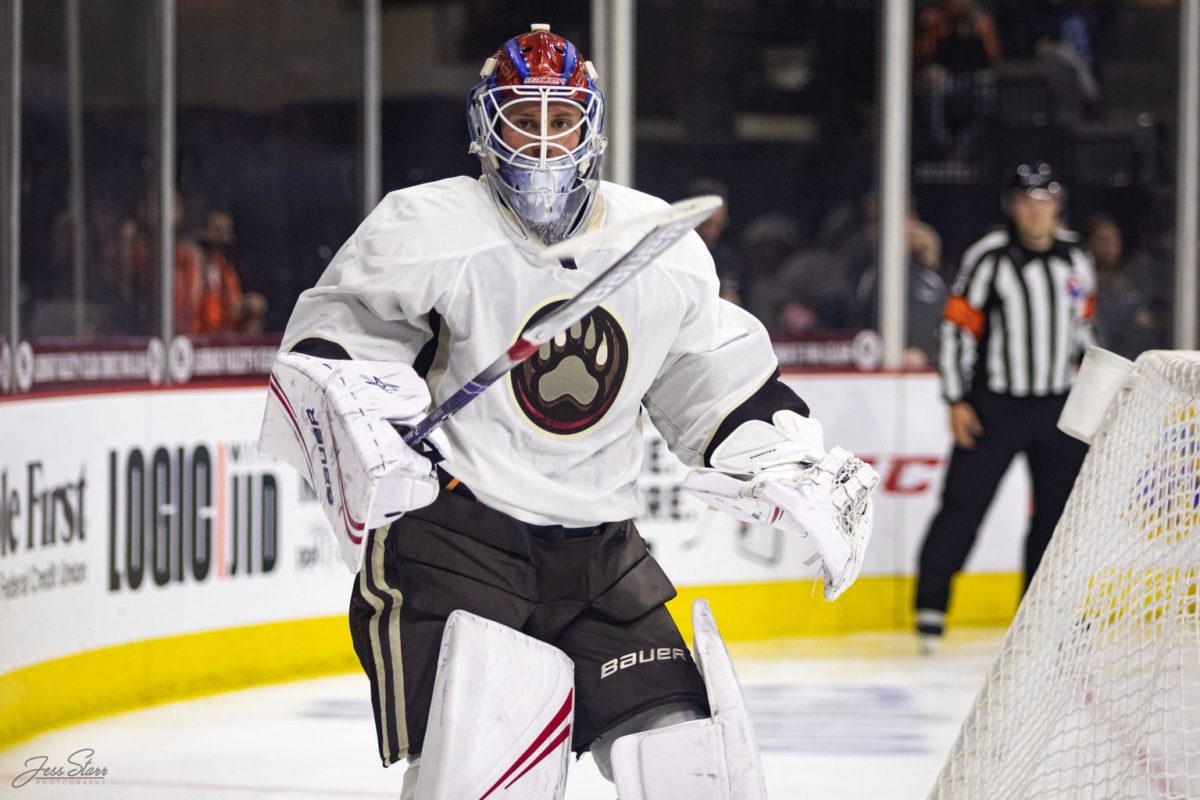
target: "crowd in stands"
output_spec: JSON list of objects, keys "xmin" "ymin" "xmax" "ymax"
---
[
  {"xmin": 13, "ymin": 0, "xmax": 1182, "ymax": 364},
  {"xmin": 694, "ymin": 173, "xmax": 1171, "ymax": 364},
  {"xmin": 691, "ymin": 0, "xmax": 1179, "ymax": 362},
  {"xmin": 30, "ymin": 192, "xmax": 266, "ymax": 338}
]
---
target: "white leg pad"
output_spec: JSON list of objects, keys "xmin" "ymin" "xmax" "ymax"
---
[
  {"xmin": 415, "ymin": 610, "xmax": 575, "ymax": 800},
  {"xmin": 610, "ymin": 598, "xmax": 767, "ymax": 800}
]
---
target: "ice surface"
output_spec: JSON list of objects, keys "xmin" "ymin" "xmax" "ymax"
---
[{"xmin": 0, "ymin": 630, "xmax": 1003, "ymax": 799}]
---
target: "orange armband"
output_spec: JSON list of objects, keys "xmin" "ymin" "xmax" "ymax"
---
[{"xmin": 942, "ymin": 296, "xmax": 985, "ymax": 338}]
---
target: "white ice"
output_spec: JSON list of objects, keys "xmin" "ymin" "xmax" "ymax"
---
[{"xmin": 0, "ymin": 630, "xmax": 1002, "ymax": 799}]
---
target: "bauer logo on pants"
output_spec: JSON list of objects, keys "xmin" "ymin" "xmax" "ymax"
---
[
  {"xmin": 510, "ymin": 301, "xmax": 629, "ymax": 435},
  {"xmin": 600, "ymin": 647, "xmax": 689, "ymax": 679}
]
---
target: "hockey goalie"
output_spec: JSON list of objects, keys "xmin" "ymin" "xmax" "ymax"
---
[{"xmin": 258, "ymin": 23, "xmax": 878, "ymax": 799}]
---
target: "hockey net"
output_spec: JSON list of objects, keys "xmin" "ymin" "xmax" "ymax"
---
[{"xmin": 930, "ymin": 350, "xmax": 1200, "ymax": 800}]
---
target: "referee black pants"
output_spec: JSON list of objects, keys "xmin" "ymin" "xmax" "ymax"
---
[{"xmin": 915, "ymin": 390, "xmax": 1089, "ymax": 615}]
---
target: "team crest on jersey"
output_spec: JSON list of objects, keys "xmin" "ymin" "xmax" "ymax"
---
[
  {"xmin": 1066, "ymin": 272, "xmax": 1087, "ymax": 301},
  {"xmin": 510, "ymin": 301, "xmax": 629, "ymax": 435}
]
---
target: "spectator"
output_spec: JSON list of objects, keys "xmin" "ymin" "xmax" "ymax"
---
[
  {"xmin": 1086, "ymin": 214, "xmax": 1161, "ymax": 359},
  {"xmin": 683, "ymin": 178, "xmax": 743, "ymax": 304},
  {"xmin": 915, "ymin": 162, "xmax": 1094, "ymax": 651},
  {"xmin": 852, "ymin": 194, "xmax": 949, "ymax": 367},
  {"xmin": 996, "ymin": 0, "xmax": 1100, "ymax": 105},
  {"xmin": 87, "ymin": 195, "xmax": 145, "ymax": 335},
  {"xmin": 772, "ymin": 230, "xmax": 857, "ymax": 334},
  {"xmin": 175, "ymin": 210, "xmax": 267, "ymax": 335},
  {"xmin": 113, "ymin": 192, "xmax": 177, "ymax": 332},
  {"xmin": 738, "ymin": 213, "xmax": 807, "ymax": 332},
  {"xmin": 916, "ymin": 0, "xmax": 1002, "ymax": 159}
]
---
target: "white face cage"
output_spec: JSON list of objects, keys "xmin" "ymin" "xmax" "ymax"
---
[{"xmin": 469, "ymin": 84, "xmax": 606, "ymax": 245}]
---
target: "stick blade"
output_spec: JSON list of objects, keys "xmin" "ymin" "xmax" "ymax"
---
[{"xmin": 541, "ymin": 194, "xmax": 723, "ymax": 262}]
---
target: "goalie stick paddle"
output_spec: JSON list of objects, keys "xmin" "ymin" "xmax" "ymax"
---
[{"xmin": 400, "ymin": 194, "xmax": 722, "ymax": 447}]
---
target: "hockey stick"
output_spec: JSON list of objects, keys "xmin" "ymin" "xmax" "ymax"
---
[{"xmin": 401, "ymin": 194, "xmax": 722, "ymax": 447}]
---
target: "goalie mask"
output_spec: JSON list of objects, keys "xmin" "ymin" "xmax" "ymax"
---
[{"xmin": 468, "ymin": 24, "xmax": 607, "ymax": 245}]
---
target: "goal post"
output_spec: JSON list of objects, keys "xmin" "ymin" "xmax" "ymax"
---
[{"xmin": 930, "ymin": 350, "xmax": 1200, "ymax": 800}]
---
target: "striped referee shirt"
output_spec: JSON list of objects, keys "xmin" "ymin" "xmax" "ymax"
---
[{"xmin": 939, "ymin": 227, "xmax": 1096, "ymax": 403}]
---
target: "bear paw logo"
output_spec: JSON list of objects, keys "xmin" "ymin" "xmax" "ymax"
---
[{"xmin": 511, "ymin": 302, "xmax": 628, "ymax": 435}]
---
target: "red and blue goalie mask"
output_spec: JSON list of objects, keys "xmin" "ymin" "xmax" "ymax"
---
[{"xmin": 468, "ymin": 27, "xmax": 607, "ymax": 245}]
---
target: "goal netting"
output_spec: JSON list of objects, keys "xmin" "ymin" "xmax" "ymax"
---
[{"xmin": 930, "ymin": 350, "xmax": 1200, "ymax": 800}]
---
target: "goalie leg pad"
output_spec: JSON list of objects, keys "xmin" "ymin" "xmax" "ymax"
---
[
  {"xmin": 588, "ymin": 701, "xmax": 708, "ymax": 781},
  {"xmin": 609, "ymin": 599, "xmax": 767, "ymax": 800},
  {"xmin": 414, "ymin": 610, "xmax": 575, "ymax": 800}
]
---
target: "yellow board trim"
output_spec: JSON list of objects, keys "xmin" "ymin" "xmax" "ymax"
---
[
  {"xmin": 668, "ymin": 571, "xmax": 1024, "ymax": 642},
  {"xmin": 0, "ymin": 616, "xmax": 358, "ymax": 751},
  {"xmin": 0, "ymin": 572, "xmax": 1023, "ymax": 751}
]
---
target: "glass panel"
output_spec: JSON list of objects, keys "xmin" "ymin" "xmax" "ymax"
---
[
  {"xmin": 634, "ymin": 0, "xmax": 882, "ymax": 370},
  {"xmin": 20, "ymin": 0, "xmax": 160, "ymax": 340},
  {"xmin": 176, "ymin": 0, "xmax": 363, "ymax": 337},
  {"xmin": 0, "ymin": 1, "xmax": 13, "ymax": 392},
  {"xmin": 911, "ymin": 0, "xmax": 1178, "ymax": 361}
]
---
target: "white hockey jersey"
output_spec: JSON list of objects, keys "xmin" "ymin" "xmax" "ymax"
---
[{"xmin": 280, "ymin": 176, "xmax": 781, "ymax": 527}]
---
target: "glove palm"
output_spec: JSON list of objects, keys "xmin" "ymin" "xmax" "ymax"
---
[{"xmin": 682, "ymin": 413, "xmax": 878, "ymax": 600}]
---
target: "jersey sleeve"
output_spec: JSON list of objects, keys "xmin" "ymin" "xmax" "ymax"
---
[
  {"xmin": 1070, "ymin": 245, "xmax": 1098, "ymax": 357},
  {"xmin": 642, "ymin": 259, "xmax": 808, "ymax": 468},
  {"xmin": 938, "ymin": 244, "xmax": 997, "ymax": 403},
  {"xmin": 279, "ymin": 226, "xmax": 457, "ymax": 366}
]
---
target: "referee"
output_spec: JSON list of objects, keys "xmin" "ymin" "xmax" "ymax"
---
[{"xmin": 915, "ymin": 162, "xmax": 1095, "ymax": 649}]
